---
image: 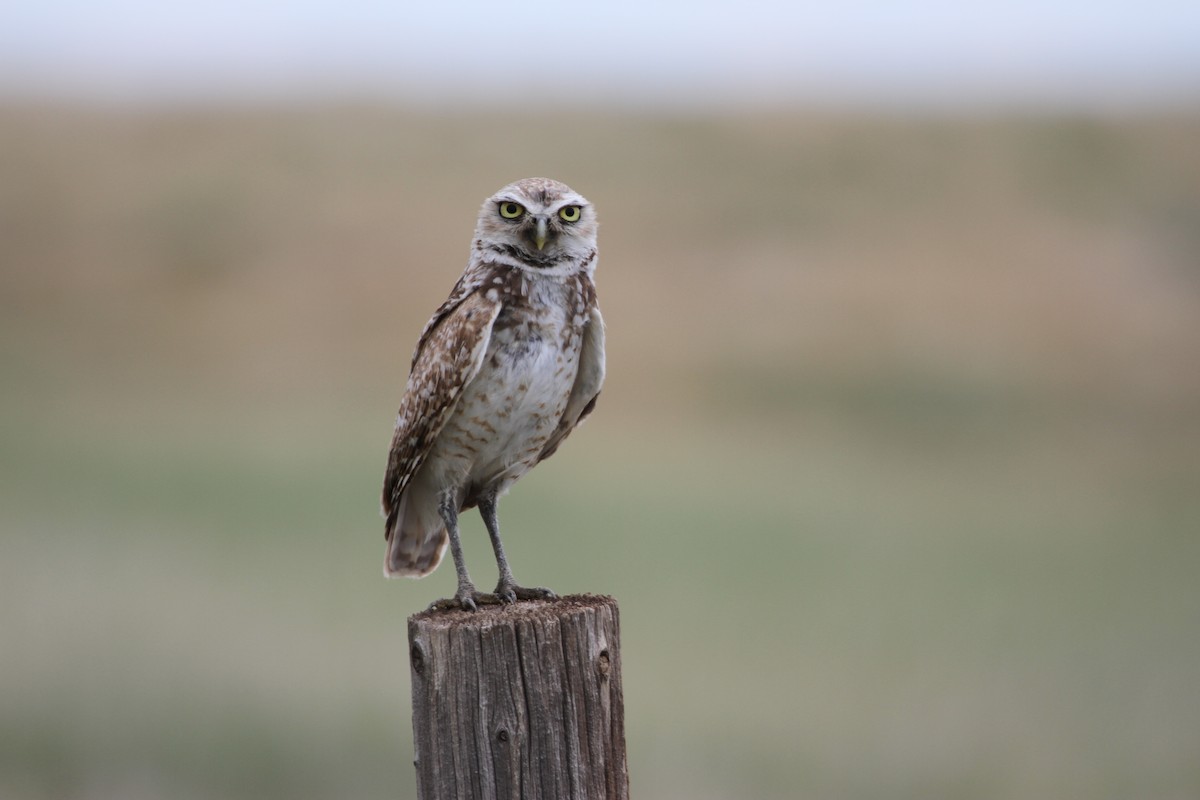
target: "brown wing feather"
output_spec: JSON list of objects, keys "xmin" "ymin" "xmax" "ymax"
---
[
  {"xmin": 537, "ymin": 304, "xmax": 606, "ymax": 464},
  {"xmin": 408, "ymin": 270, "xmax": 481, "ymax": 370},
  {"xmin": 382, "ymin": 286, "xmax": 502, "ymax": 536}
]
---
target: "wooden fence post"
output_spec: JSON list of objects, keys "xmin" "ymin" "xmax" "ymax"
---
[{"xmin": 407, "ymin": 594, "xmax": 630, "ymax": 800}]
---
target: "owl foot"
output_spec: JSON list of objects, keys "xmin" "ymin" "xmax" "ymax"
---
[
  {"xmin": 494, "ymin": 581, "xmax": 557, "ymax": 604},
  {"xmin": 428, "ymin": 586, "xmax": 514, "ymax": 612},
  {"xmin": 426, "ymin": 584, "xmax": 556, "ymax": 612},
  {"xmin": 426, "ymin": 583, "xmax": 485, "ymax": 612}
]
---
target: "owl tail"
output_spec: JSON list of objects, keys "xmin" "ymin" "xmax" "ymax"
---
[{"xmin": 384, "ymin": 486, "xmax": 448, "ymax": 579}]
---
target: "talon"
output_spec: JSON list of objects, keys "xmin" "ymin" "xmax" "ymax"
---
[
  {"xmin": 495, "ymin": 582, "xmax": 556, "ymax": 603},
  {"xmin": 429, "ymin": 583, "xmax": 479, "ymax": 612},
  {"xmin": 429, "ymin": 588, "xmax": 509, "ymax": 612},
  {"xmin": 495, "ymin": 582, "xmax": 518, "ymax": 604},
  {"xmin": 517, "ymin": 586, "xmax": 556, "ymax": 601}
]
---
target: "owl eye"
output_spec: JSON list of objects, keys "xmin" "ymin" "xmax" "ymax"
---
[
  {"xmin": 498, "ymin": 202, "xmax": 525, "ymax": 219},
  {"xmin": 558, "ymin": 205, "xmax": 582, "ymax": 223}
]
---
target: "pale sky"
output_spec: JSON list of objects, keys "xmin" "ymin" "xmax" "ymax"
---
[{"xmin": 2, "ymin": 0, "xmax": 1198, "ymax": 108}]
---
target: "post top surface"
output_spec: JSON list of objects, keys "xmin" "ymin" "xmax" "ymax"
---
[{"xmin": 408, "ymin": 593, "xmax": 618, "ymax": 630}]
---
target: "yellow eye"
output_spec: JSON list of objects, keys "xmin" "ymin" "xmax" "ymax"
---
[
  {"xmin": 558, "ymin": 205, "xmax": 581, "ymax": 223},
  {"xmin": 499, "ymin": 202, "xmax": 524, "ymax": 219}
]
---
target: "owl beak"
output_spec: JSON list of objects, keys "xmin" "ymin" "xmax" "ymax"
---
[{"xmin": 534, "ymin": 216, "xmax": 549, "ymax": 251}]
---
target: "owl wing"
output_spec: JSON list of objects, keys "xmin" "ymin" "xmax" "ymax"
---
[
  {"xmin": 409, "ymin": 270, "xmax": 484, "ymax": 370},
  {"xmin": 381, "ymin": 283, "xmax": 502, "ymax": 536},
  {"xmin": 537, "ymin": 304, "xmax": 606, "ymax": 464}
]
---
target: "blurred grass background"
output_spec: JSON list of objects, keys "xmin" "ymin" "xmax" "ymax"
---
[{"xmin": 1, "ymin": 103, "xmax": 1199, "ymax": 800}]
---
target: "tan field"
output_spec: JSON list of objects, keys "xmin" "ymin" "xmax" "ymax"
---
[{"xmin": 1, "ymin": 104, "xmax": 1198, "ymax": 799}]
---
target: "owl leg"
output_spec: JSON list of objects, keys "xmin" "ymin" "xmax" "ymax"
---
[
  {"xmin": 478, "ymin": 491, "xmax": 557, "ymax": 604},
  {"xmin": 427, "ymin": 491, "xmax": 499, "ymax": 612}
]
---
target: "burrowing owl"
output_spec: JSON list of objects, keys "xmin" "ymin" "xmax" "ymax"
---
[{"xmin": 381, "ymin": 178, "xmax": 605, "ymax": 611}]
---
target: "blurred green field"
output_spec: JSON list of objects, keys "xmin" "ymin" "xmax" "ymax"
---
[{"xmin": 1, "ymin": 105, "xmax": 1198, "ymax": 800}]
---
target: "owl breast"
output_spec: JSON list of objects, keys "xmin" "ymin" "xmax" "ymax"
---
[{"xmin": 427, "ymin": 279, "xmax": 585, "ymax": 502}]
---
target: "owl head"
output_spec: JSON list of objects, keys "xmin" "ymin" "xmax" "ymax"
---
[{"xmin": 474, "ymin": 178, "xmax": 597, "ymax": 271}]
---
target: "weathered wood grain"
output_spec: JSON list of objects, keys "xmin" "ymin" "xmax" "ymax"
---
[{"xmin": 407, "ymin": 594, "xmax": 629, "ymax": 800}]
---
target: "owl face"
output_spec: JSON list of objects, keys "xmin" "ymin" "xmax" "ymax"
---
[{"xmin": 475, "ymin": 177, "xmax": 597, "ymax": 267}]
